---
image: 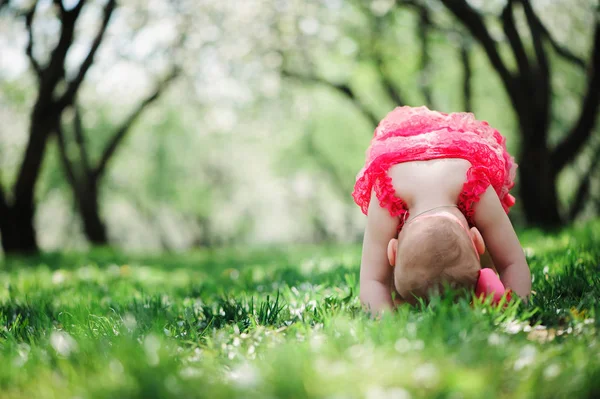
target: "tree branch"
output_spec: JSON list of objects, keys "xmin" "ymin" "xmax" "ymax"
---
[
  {"xmin": 523, "ymin": 1, "xmax": 586, "ymax": 69},
  {"xmin": 24, "ymin": 2, "xmax": 42, "ymax": 79},
  {"xmin": 552, "ymin": 17, "xmax": 600, "ymax": 173},
  {"xmin": 38, "ymin": 0, "xmax": 82, "ymax": 103},
  {"xmin": 569, "ymin": 146, "xmax": 600, "ymax": 221},
  {"xmin": 281, "ymin": 69, "xmax": 380, "ymax": 127},
  {"xmin": 520, "ymin": 0, "xmax": 549, "ymax": 76},
  {"xmin": 0, "ymin": 178, "xmax": 9, "ymax": 222},
  {"xmin": 373, "ymin": 50, "xmax": 407, "ymax": 107},
  {"xmin": 68, "ymin": 0, "xmax": 86, "ymax": 16},
  {"xmin": 520, "ymin": 0, "xmax": 551, "ymax": 133},
  {"xmin": 94, "ymin": 68, "xmax": 180, "ymax": 179},
  {"xmin": 52, "ymin": 0, "xmax": 66, "ymax": 16},
  {"xmin": 57, "ymin": 0, "xmax": 115, "ymax": 110},
  {"xmin": 460, "ymin": 39, "xmax": 473, "ymax": 112},
  {"xmin": 417, "ymin": 6, "xmax": 433, "ymax": 107},
  {"xmin": 72, "ymin": 105, "xmax": 92, "ymax": 177},
  {"xmin": 439, "ymin": 0, "xmax": 515, "ymax": 98},
  {"xmin": 55, "ymin": 123, "xmax": 81, "ymax": 197},
  {"xmin": 368, "ymin": 5, "xmax": 408, "ymax": 107},
  {"xmin": 501, "ymin": 0, "xmax": 531, "ymax": 77},
  {"xmin": 348, "ymin": 0, "xmax": 408, "ymax": 106}
]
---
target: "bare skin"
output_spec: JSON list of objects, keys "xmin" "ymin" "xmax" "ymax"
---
[{"xmin": 359, "ymin": 158, "xmax": 531, "ymax": 314}]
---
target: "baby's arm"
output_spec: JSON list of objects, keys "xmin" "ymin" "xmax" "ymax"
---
[
  {"xmin": 473, "ymin": 186, "xmax": 531, "ymax": 299},
  {"xmin": 359, "ymin": 191, "xmax": 399, "ymax": 315}
]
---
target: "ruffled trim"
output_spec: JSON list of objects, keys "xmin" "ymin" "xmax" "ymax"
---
[
  {"xmin": 458, "ymin": 165, "xmax": 491, "ymax": 225},
  {"xmin": 352, "ymin": 106, "xmax": 517, "ymax": 228},
  {"xmin": 375, "ymin": 106, "xmax": 500, "ymax": 141}
]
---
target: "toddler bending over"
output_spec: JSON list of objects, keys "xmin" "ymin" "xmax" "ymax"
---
[{"xmin": 353, "ymin": 106, "xmax": 531, "ymax": 313}]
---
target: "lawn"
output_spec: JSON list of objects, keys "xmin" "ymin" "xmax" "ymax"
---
[{"xmin": 1, "ymin": 221, "xmax": 600, "ymax": 398}]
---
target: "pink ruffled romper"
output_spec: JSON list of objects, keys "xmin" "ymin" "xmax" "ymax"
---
[{"xmin": 352, "ymin": 106, "xmax": 517, "ymax": 231}]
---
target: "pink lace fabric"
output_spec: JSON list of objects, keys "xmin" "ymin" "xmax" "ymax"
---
[{"xmin": 352, "ymin": 106, "xmax": 517, "ymax": 230}]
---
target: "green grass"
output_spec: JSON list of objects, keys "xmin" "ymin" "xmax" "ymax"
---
[{"xmin": 1, "ymin": 221, "xmax": 600, "ymax": 398}]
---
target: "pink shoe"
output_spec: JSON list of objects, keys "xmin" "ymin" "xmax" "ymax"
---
[{"xmin": 475, "ymin": 268, "xmax": 511, "ymax": 305}]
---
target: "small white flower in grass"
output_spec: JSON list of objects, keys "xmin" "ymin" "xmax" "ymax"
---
[
  {"xmin": 566, "ymin": 327, "xmax": 573, "ymax": 334},
  {"xmin": 544, "ymin": 364, "xmax": 561, "ymax": 379},
  {"xmin": 144, "ymin": 334, "xmax": 161, "ymax": 366},
  {"xmin": 503, "ymin": 320, "xmax": 525, "ymax": 334},
  {"xmin": 290, "ymin": 303, "xmax": 306, "ymax": 318},
  {"xmin": 514, "ymin": 345, "xmax": 537, "ymax": 371},
  {"xmin": 122, "ymin": 313, "xmax": 137, "ymax": 332},
  {"xmin": 52, "ymin": 270, "xmax": 67, "ymax": 285},
  {"xmin": 227, "ymin": 362, "xmax": 260, "ymax": 388},
  {"xmin": 50, "ymin": 331, "xmax": 78, "ymax": 357},
  {"xmin": 584, "ymin": 318, "xmax": 595, "ymax": 325},
  {"xmin": 395, "ymin": 338, "xmax": 411, "ymax": 353},
  {"xmin": 13, "ymin": 343, "xmax": 30, "ymax": 367},
  {"xmin": 180, "ymin": 367, "xmax": 203, "ymax": 379},
  {"xmin": 412, "ymin": 363, "xmax": 440, "ymax": 388},
  {"xmin": 186, "ymin": 348, "xmax": 202, "ymax": 363},
  {"xmin": 76, "ymin": 265, "xmax": 94, "ymax": 281},
  {"xmin": 543, "ymin": 266, "xmax": 550, "ymax": 274},
  {"xmin": 523, "ymin": 247, "xmax": 535, "ymax": 257},
  {"xmin": 488, "ymin": 333, "xmax": 505, "ymax": 346}
]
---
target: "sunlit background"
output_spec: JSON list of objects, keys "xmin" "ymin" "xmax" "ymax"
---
[{"xmin": 0, "ymin": 0, "xmax": 598, "ymax": 254}]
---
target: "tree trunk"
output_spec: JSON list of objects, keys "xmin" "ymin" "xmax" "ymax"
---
[
  {"xmin": 518, "ymin": 143, "xmax": 562, "ymax": 227},
  {"xmin": 77, "ymin": 181, "xmax": 108, "ymax": 245},
  {"xmin": 0, "ymin": 208, "xmax": 37, "ymax": 254},
  {"xmin": 1, "ymin": 110, "xmax": 56, "ymax": 254}
]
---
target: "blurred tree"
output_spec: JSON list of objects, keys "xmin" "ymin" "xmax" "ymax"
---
[
  {"xmin": 0, "ymin": 0, "xmax": 115, "ymax": 254},
  {"xmin": 55, "ymin": 67, "xmax": 178, "ymax": 245},
  {"xmin": 439, "ymin": 0, "xmax": 600, "ymax": 227},
  {"xmin": 283, "ymin": 0, "xmax": 598, "ymax": 228}
]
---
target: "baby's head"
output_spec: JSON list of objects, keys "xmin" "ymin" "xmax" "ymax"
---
[{"xmin": 387, "ymin": 212, "xmax": 485, "ymax": 304}]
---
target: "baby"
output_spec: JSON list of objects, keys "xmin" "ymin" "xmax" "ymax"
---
[{"xmin": 353, "ymin": 106, "xmax": 531, "ymax": 313}]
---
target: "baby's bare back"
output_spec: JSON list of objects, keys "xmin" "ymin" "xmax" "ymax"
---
[{"xmin": 387, "ymin": 158, "xmax": 471, "ymax": 210}]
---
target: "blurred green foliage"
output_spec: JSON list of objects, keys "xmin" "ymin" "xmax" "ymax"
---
[{"xmin": 0, "ymin": 0, "xmax": 598, "ymax": 250}]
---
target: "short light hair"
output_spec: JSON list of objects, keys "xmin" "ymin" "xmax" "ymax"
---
[{"xmin": 394, "ymin": 216, "xmax": 480, "ymax": 303}]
